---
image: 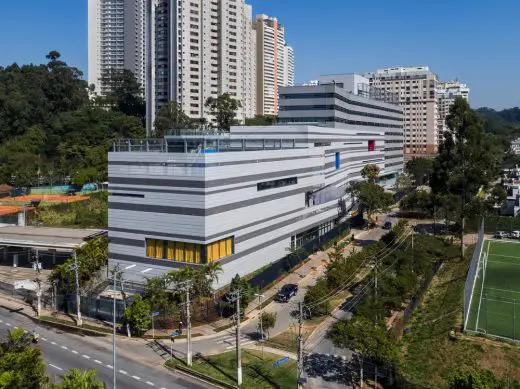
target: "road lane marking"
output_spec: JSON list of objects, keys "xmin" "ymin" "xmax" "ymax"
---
[
  {"xmin": 49, "ymin": 364, "xmax": 63, "ymax": 371},
  {"xmin": 131, "ymin": 375, "xmax": 141, "ymax": 380},
  {"xmin": 71, "ymin": 350, "xmax": 78, "ymax": 354},
  {"xmin": 82, "ymin": 355, "xmax": 90, "ymax": 359},
  {"xmin": 124, "ymin": 264, "xmax": 136, "ymax": 270},
  {"xmin": 50, "ymin": 341, "xmax": 57, "ymax": 345},
  {"xmin": 106, "ymin": 365, "xmax": 113, "ymax": 369},
  {"xmin": 94, "ymin": 360, "xmax": 102, "ymax": 364},
  {"xmin": 61, "ymin": 345, "xmax": 68, "ymax": 350},
  {"xmin": 146, "ymin": 381, "xmax": 154, "ymax": 386},
  {"xmin": 141, "ymin": 268, "xmax": 152, "ymax": 273},
  {"xmin": 119, "ymin": 370, "xmax": 127, "ymax": 374},
  {"xmin": 225, "ymin": 340, "xmax": 254, "ymax": 350},
  {"xmin": 41, "ymin": 337, "xmax": 47, "ymax": 341},
  {"xmin": 5, "ymin": 323, "xmax": 10, "ymax": 326}
]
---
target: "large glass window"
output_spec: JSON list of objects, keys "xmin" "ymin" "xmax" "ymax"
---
[
  {"xmin": 257, "ymin": 177, "xmax": 298, "ymax": 191},
  {"xmin": 145, "ymin": 236, "xmax": 234, "ymax": 264}
]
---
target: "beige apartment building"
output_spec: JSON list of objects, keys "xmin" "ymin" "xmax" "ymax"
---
[
  {"xmin": 437, "ymin": 81, "xmax": 470, "ymax": 134},
  {"xmin": 254, "ymin": 14, "xmax": 294, "ymax": 116},
  {"xmin": 365, "ymin": 66, "xmax": 438, "ymax": 157}
]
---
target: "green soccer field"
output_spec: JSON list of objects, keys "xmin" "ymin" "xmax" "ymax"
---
[{"xmin": 466, "ymin": 239, "xmax": 520, "ymax": 341}]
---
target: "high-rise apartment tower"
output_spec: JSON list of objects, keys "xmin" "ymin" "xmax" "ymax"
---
[
  {"xmin": 365, "ymin": 66, "xmax": 438, "ymax": 157},
  {"xmin": 150, "ymin": 0, "xmax": 256, "ymax": 123},
  {"xmin": 88, "ymin": 0, "xmax": 147, "ymax": 96},
  {"xmin": 254, "ymin": 14, "xmax": 294, "ymax": 116},
  {"xmin": 437, "ymin": 81, "xmax": 470, "ymax": 134}
]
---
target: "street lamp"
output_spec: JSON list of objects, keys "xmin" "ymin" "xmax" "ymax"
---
[
  {"xmin": 67, "ymin": 250, "xmax": 82, "ymax": 326},
  {"xmin": 254, "ymin": 293, "xmax": 265, "ymax": 359}
]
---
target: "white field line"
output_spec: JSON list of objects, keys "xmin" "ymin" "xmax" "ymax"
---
[
  {"xmin": 466, "ymin": 239, "xmax": 486, "ymax": 330},
  {"xmin": 475, "ymin": 241, "xmax": 490, "ymax": 329},
  {"xmin": 484, "ymin": 286, "xmax": 520, "ymax": 295}
]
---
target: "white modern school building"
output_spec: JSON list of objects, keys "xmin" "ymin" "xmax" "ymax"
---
[{"xmin": 108, "ymin": 92, "xmax": 403, "ymax": 288}]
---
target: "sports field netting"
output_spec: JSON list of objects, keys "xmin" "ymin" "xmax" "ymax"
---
[{"xmin": 465, "ymin": 239, "xmax": 520, "ymax": 342}]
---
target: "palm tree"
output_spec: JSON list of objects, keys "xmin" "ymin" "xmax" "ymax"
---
[
  {"xmin": 202, "ymin": 262, "xmax": 223, "ymax": 286},
  {"xmin": 53, "ymin": 368, "xmax": 104, "ymax": 389}
]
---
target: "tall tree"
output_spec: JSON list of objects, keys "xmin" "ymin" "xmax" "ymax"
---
[
  {"xmin": 98, "ymin": 69, "xmax": 145, "ymax": 121},
  {"xmin": 154, "ymin": 102, "xmax": 192, "ymax": 137},
  {"xmin": 123, "ymin": 294, "xmax": 152, "ymax": 336},
  {"xmin": 204, "ymin": 93, "xmax": 241, "ymax": 131},
  {"xmin": 347, "ymin": 181, "xmax": 394, "ymax": 223},
  {"xmin": 405, "ymin": 157, "xmax": 434, "ymax": 187},
  {"xmin": 431, "ymin": 97, "xmax": 503, "ymax": 259},
  {"xmin": 258, "ymin": 312, "xmax": 277, "ymax": 339},
  {"xmin": 361, "ymin": 164, "xmax": 380, "ymax": 183},
  {"xmin": 244, "ymin": 115, "xmax": 277, "ymax": 126}
]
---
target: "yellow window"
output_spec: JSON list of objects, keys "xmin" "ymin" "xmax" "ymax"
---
[
  {"xmin": 207, "ymin": 244, "xmax": 213, "ymax": 262},
  {"xmin": 167, "ymin": 241, "xmax": 175, "ymax": 260},
  {"xmin": 194, "ymin": 244, "xmax": 201, "ymax": 263},
  {"xmin": 185, "ymin": 243, "xmax": 194, "ymax": 263},
  {"xmin": 225, "ymin": 238, "xmax": 233, "ymax": 256},
  {"xmin": 219, "ymin": 240, "xmax": 226, "ymax": 259},
  {"xmin": 175, "ymin": 242, "xmax": 185, "ymax": 261},
  {"xmin": 211, "ymin": 242, "xmax": 220, "ymax": 261},
  {"xmin": 146, "ymin": 239, "xmax": 156, "ymax": 258},
  {"xmin": 155, "ymin": 240, "xmax": 164, "ymax": 259}
]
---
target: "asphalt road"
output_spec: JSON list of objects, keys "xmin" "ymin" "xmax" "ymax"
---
[{"xmin": 0, "ymin": 306, "xmax": 210, "ymax": 389}]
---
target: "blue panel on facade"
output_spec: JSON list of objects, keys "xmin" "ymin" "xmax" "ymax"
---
[{"xmin": 335, "ymin": 152, "xmax": 340, "ymax": 170}]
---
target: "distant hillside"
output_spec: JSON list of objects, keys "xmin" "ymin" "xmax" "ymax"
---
[{"xmin": 476, "ymin": 107, "xmax": 520, "ymax": 146}]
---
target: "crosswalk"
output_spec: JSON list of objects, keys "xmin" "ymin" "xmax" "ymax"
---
[{"xmin": 215, "ymin": 334, "xmax": 256, "ymax": 350}]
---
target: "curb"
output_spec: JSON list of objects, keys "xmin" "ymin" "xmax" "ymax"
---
[{"xmin": 164, "ymin": 360, "xmax": 237, "ymax": 389}]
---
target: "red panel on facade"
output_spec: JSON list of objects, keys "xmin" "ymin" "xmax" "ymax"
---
[{"xmin": 368, "ymin": 140, "xmax": 375, "ymax": 151}]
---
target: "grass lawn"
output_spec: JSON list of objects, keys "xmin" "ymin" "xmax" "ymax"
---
[
  {"xmin": 399, "ymin": 246, "xmax": 520, "ymax": 388},
  {"xmin": 168, "ymin": 349, "xmax": 297, "ymax": 389},
  {"xmin": 266, "ymin": 316, "xmax": 323, "ymax": 353}
]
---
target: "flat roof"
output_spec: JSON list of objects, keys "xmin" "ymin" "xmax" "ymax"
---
[{"xmin": 0, "ymin": 226, "xmax": 107, "ymax": 250}]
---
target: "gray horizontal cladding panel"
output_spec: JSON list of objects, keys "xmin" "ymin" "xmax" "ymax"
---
[
  {"xmin": 108, "ymin": 185, "xmax": 315, "ymax": 217},
  {"xmin": 108, "ymin": 154, "xmax": 323, "ymax": 167},
  {"xmin": 109, "ymin": 252, "xmax": 203, "ymax": 269},
  {"xmin": 110, "ymin": 206, "xmax": 306, "ymax": 243},
  {"xmin": 234, "ymin": 202, "xmax": 338, "ymax": 244},
  {"xmin": 109, "ymin": 165, "xmax": 322, "ymax": 189},
  {"xmin": 108, "ymin": 172, "xmax": 320, "ymax": 196},
  {"xmin": 110, "ymin": 236, "xmax": 144, "ymax": 247},
  {"xmin": 110, "ymin": 209, "xmax": 339, "ymax": 269}
]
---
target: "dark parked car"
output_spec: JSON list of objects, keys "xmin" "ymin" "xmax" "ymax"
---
[
  {"xmin": 276, "ymin": 284, "xmax": 298, "ymax": 302},
  {"xmin": 382, "ymin": 221, "xmax": 393, "ymax": 230}
]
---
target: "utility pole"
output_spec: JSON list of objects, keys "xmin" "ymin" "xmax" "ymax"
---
[
  {"xmin": 255, "ymin": 293, "xmax": 264, "ymax": 359},
  {"xmin": 34, "ymin": 249, "xmax": 41, "ymax": 318},
  {"xmin": 112, "ymin": 268, "xmax": 117, "ymax": 389},
  {"xmin": 73, "ymin": 250, "xmax": 82, "ymax": 326},
  {"xmin": 297, "ymin": 302, "xmax": 304, "ymax": 389},
  {"xmin": 186, "ymin": 286, "xmax": 192, "ymax": 367},
  {"xmin": 229, "ymin": 289, "xmax": 242, "ymax": 386}
]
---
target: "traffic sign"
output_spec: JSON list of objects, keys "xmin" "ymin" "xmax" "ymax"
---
[
  {"xmin": 171, "ymin": 331, "xmax": 179, "ymax": 337},
  {"xmin": 274, "ymin": 356, "xmax": 289, "ymax": 367},
  {"xmin": 151, "ymin": 311, "xmax": 160, "ymax": 318}
]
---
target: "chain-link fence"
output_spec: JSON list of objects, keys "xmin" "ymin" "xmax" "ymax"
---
[{"xmin": 463, "ymin": 219, "xmax": 485, "ymax": 331}]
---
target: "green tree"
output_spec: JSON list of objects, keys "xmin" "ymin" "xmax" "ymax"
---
[
  {"xmin": 244, "ymin": 115, "xmax": 278, "ymax": 126},
  {"xmin": 431, "ymin": 97, "xmax": 503, "ymax": 258},
  {"xmin": 395, "ymin": 174, "xmax": 412, "ymax": 193},
  {"xmin": 227, "ymin": 274, "xmax": 253, "ymax": 313},
  {"xmin": 329, "ymin": 317, "xmax": 396, "ymax": 387},
  {"xmin": 204, "ymin": 93, "xmax": 241, "ymax": 131},
  {"xmin": 347, "ymin": 181, "xmax": 394, "ymax": 222},
  {"xmin": 154, "ymin": 102, "xmax": 192, "ymax": 137},
  {"xmin": 258, "ymin": 311, "xmax": 277, "ymax": 339},
  {"xmin": 405, "ymin": 157, "xmax": 434, "ymax": 187},
  {"xmin": 0, "ymin": 328, "xmax": 48, "ymax": 389},
  {"xmin": 400, "ymin": 189, "xmax": 434, "ymax": 215},
  {"xmin": 124, "ymin": 294, "xmax": 152, "ymax": 336},
  {"xmin": 449, "ymin": 369, "xmax": 507, "ymax": 389},
  {"xmin": 361, "ymin": 164, "xmax": 380, "ymax": 183},
  {"xmin": 97, "ymin": 69, "xmax": 145, "ymax": 120},
  {"xmin": 53, "ymin": 368, "xmax": 105, "ymax": 389},
  {"xmin": 303, "ymin": 278, "xmax": 331, "ymax": 317}
]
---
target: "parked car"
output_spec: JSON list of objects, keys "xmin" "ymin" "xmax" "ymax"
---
[
  {"xmin": 495, "ymin": 230, "xmax": 508, "ymax": 239},
  {"xmin": 511, "ymin": 231, "xmax": 520, "ymax": 239},
  {"xmin": 276, "ymin": 284, "xmax": 298, "ymax": 302},
  {"xmin": 382, "ymin": 221, "xmax": 393, "ymax": 230}
]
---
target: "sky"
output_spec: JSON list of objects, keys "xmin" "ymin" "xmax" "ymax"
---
[{"xmin": 0, "ymin": 0, "xmax": 518, "ymax": 109}]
